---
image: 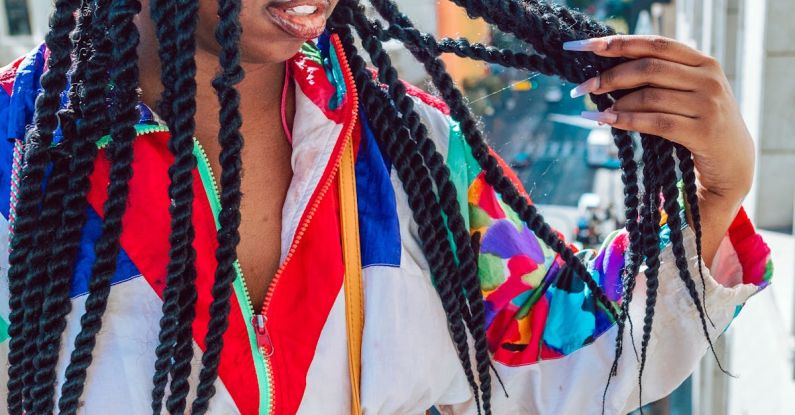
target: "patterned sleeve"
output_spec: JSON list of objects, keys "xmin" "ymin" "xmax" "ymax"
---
[{"xmin": 440, "ymin": 119, "xmax": 773, "ymax": 414}]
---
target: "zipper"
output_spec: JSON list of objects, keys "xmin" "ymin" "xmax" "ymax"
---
[
  {"xmin": 107, "ymin": 33, "xmax": 360, "ymax": 415},
  {"xmin": 252, "ymin": 314, "xmax": 274, "ymax": 356},
  {"xmin": 192, "ymin": 136, "xmax": 275, "ymax": 415},
  {"xmin": 256, "ymin": 36, "xmax": 357, "ymax": 415},
  {"xmin": 260, "ymin": 35, "xmax": 359, "ymax": 322},
  {"xmin": 100, "ymin": 123, "xmax": 277, "ymax": 414}
]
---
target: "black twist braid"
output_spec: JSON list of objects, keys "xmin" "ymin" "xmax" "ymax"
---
[
  {"xmin": 675, "ymin": 144, "xmax": 715, "ymax": 327},
  {"xmin": 57, "ymin": 0, "xmax": 142, "ymax": 412},
  {"xmin": 601, "ymin": 128, "xmax": 643, "ymax": 413},
  {"xmin": 378, "ymin": 10, "xmax": 619, "ymax": 320},
  {"xmin": 443, "ymin": 3, "xmax": 708, "ymax": 408},
  {"xmin": 5, "ymin": 1, "xmax": 81, "ymax": 412},
  {"xmin": 658, "ymin": 142, "xmax": 727, "ymax": 373},
  {"xmin": 329, "ymin": 11, "xmax": 487, "ymax": 412},
  {"xmin": 352, "ymin": 0, "xmax": 499, "ymax": 407},
  {"xmin": 636, "ymin": 134, "xmax": 664, "ymax": 408},
  {"xmin": 28, "ymin": 4, "xmax": 97, "ymax": 412},
  {"xmin": 26, "ymin": 144, "xmax": 73, "ymax": 413},
  {"xmin": 362, "ymin": 38, "xmax": 488, "ymax": 413},
  {"xmin": 190, "ymin": 0, "xmax": 244, "ymax": 411},
  {"xmin": 164, "ymin": 0, "xmax": 201, "ymax": 412},
  {"xmin": 145, "ymin": 0, "xmax": 201, "ymax": 412},
  {"xmin": 149, "ymin": 0, "xmax": 177, "ymax": 121},
  {"xmin": 448, "ymin": 0, "xmax": 611, "ymax": 82},
  {"xmin": 375, "ymin": 23, "xmax": 560, "ymax": 78},
  {"xmin": 148, "ymin": 0, "xmax": 182, "ymax": 410}
]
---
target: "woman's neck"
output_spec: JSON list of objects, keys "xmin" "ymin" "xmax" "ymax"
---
[{"xmin": 138, "ymin": 41, "xmax": 289, "ymax": 145}]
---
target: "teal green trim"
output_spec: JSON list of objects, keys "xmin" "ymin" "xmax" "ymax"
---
[
  {"xmin": 300, "ymin": 41, "xmax": 323, "ymax": 64},
  {"xmin": 95, "ymin": 124, "xmax": 169, "ymax": 149},
  {"xmin": 325, "ymin": 41, "xmax": 346, "ymax": 111},
  {"xmin": 446, "ymin": 121, "xmax": 473, "ymax": 232},
  {"xmin": 0, "ymin": 316, "xmax": 9, "ymax": 343}
]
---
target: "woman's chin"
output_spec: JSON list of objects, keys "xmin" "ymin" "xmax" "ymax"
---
[{"xmin": 238, "ymin": 36, "xmax": 308, "ymax": 64}]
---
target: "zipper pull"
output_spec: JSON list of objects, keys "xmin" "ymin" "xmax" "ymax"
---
[{"xmin": 252, "ymin": 314, "xmax": 274, "ymax": 357}]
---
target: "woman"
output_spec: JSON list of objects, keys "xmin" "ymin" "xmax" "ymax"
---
[{"xmin": 0, "ymin": 0, "xmax": 772, "ymax": 414}]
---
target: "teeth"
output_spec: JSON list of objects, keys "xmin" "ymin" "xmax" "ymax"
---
[{"xmin": 286, "ymin": 5, "xmax": 317, "ymax": 15}]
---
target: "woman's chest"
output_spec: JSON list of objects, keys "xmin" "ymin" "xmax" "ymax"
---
[{"xmin": 235, "ymin": 140, "xmax": 294, "ymax": 309}]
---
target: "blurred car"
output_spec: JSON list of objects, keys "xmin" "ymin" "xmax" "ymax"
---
[
  {"xmin": 577, "ymin": 193, "xmax": 601, "ymax": 214},
  {"xmin": 544, "ymin": 85, "xmax": 564, "ymax": 103},
  {"xmin": 575, "ymin": 193, "xmax": 602, "ymax": 247},
  {"xmin": 586, "ymin": 127, "xmax": 621, "ymax": 169},
  {"xmin": 510, "ymin": 151, "xmax": 532, "ymax": 169}
]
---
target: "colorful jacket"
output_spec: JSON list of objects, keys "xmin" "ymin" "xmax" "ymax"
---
[{"xmin": 0, "ymin": 34, "xmax": 773, "ymax": 415}]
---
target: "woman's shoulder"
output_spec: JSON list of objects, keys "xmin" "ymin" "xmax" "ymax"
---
[{"xmin": 1, "ymin": 43, "xmax": 48, "ymax": 142}]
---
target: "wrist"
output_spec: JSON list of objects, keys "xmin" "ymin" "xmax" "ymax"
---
[{"xmin": 694, "ymin": 190, "xmax": 745, "ymax": 268}]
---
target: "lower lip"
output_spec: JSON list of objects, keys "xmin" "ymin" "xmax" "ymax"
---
[{"xmin": 266, "ymin": 4, "xmax": 328, "ymax": 40}]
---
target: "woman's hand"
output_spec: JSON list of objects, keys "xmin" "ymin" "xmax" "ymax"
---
[{"xmin": 563, "ymin": 35, "xmax": 755, "ymax": 266}]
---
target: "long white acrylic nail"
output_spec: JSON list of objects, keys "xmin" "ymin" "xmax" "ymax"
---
[
  {"xmin": 562, "ymin": 38, "xmax": 607, "ymax": 52},
  {"xmin": 570, "ymin": 77, "xmax": 600, "ymax": 98},
  {"xmin": 581, "ymin": 110, "xmax": 618, "ymax": 124}
]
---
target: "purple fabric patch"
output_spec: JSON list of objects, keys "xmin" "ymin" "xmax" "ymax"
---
[{"xmin": 480, "ymin": 219, "xmax": 545, "ymax": 262}]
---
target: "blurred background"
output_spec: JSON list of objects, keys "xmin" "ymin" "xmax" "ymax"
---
[{"xmin": 1, "ymin": 0, "xmax": 793, "ymax": 413}]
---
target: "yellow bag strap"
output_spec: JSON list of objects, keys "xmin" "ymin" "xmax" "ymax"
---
[{"xmin": 338, "ymin": 137, "xmax": 364, "ymax": 415}]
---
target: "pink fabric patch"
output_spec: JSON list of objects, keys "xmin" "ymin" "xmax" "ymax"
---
[
  {"xmin": 0, "ymin": 56, "xmax": 25, "ymax": 95},
  {"xmin": 508, "ymin": 255, "xmax": 538, "ymax": 280},
  {"xmin": 728, "ymin": 207, "xmax": 772, "ymax": 286},
  {"xmin": 476, "ymin": 175, "xmax": 506, "ymax": 219}
]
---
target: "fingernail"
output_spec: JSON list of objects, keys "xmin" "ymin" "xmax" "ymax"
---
[
  {"xmin": 570, "ymin": 77, "xmax": 600, "ymax": 98},
  {"xmin": 581, "ymin": 110, "xmax": 618, "ymax": 124},
  {"xmin": 562, "ymin": 38, "xmax": 607, "ymax": 52}
]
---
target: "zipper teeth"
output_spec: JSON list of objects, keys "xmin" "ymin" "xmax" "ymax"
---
[
  {"xmin": 265, "ymin": 352, "xmax": 276, "ymax": 415},
  {"xmin": 260, "ymin": 35, "xmax": 360, "ymax": 321},
  {"xmin": 191, "ymin": 139, "xmax": 257, "ymax": 314},
  {"xmin": 117, "ymin": 35, "xmax": 359, "ymax": 415}
]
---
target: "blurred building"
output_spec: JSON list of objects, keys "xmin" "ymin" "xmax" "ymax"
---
[
  {"xmin": 378, "ymin": 0, "xmax": 490, "ymax": 87},
  {"xmin": 653, "ymin": 0, "xmax": 795, "ymax": 233},
  {"xmin": 0, "ymin": 0, "xmax": 48, "ymax": 64},
  {"xmin": 649, "ymin": 1, "xmax": 795, "ymax": 414}
]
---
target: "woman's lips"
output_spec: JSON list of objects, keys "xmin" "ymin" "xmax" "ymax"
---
[{"xmin": 265, "ymin": 0, "xmax": 329, "ymax": 40}]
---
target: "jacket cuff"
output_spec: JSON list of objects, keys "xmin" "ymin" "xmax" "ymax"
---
[{"xmin": 711, "ymin": 207, "xmax": 773, "ymax": 288}]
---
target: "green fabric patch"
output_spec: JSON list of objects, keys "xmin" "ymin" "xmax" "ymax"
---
[
  {"xmin": 301, "ymin": 41, "xmax": 323, "ymax": 63},
  {"xmin": 478, "ymin": 253, "xmax": 506, "ymax": 291},
  {"xmin": 502, "ymin": 200, "xmax": 524, "ymax": 231},
  {"xmin": 469, "ymin": 205, "xmax": 493, "ymax": 230},
  {"xmin": 763, "ymin": 259, "xmax": 774, "ymax": 282}
]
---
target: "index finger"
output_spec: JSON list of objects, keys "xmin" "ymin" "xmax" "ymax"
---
[{"xmin": 563, "ymin": 35, "xmax": 711, "ymax": 67}]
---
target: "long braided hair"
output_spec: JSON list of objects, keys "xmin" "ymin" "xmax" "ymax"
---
[{"xmin": 5, "ymin": 0, "xmax": 717, "ymax": 413}]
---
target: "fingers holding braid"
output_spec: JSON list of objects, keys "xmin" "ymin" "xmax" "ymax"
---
[
  {"xmin": 590, "ymin": 111, "xmax": 702, "ymax": 145},
  {"xmin": 566, "ymin": 35, "xmax": 713, "ymax": 66},
  {"xmin": 568, "ymin": 32, "xmax": 753, "ymax": 207},
  {"xmin": 611, "ymin": 88, "xmax": 704, "ymax": 118}
]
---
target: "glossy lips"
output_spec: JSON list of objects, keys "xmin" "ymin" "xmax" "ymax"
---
[{"xmin": 266, "ymin": 0, "xmax": 329, "ymax": 40}]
